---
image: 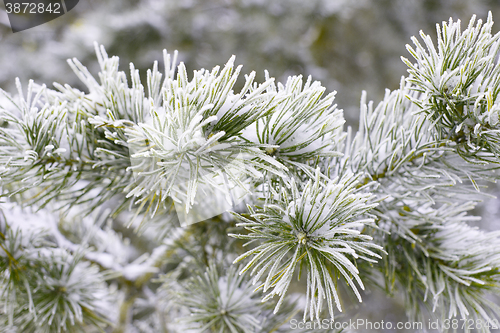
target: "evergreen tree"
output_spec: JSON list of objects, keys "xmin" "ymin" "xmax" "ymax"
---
[{"xmin": 1, "ymin": 12, "xmax": 500, "ymax": 333}]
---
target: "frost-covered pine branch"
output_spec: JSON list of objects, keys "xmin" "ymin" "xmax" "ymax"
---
[
  {"xmin": 1, "ymin": 12, "xmax": 500, "ymax": 333},
  {"xmin": 229, "ymin": 170, "xmax": 381, "ymax": 321}
]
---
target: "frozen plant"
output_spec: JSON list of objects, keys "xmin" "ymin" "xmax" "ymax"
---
[{"xmin": 1, "ymin": 12, "xmax": 500, "ymax": 333}]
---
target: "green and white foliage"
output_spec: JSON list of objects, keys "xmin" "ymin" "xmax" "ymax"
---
[
  {"xmin": 61, "ymin": 45, "xmax": 291, "ymax": 222},
  {"xmin": 0, "ymin": 78, "xmax": 134, "ymax": 217},
  {"xmin": 120, "ymin": 51, "xmax": 284, "ymax": 219},
  {"xmin": 327, "ymin": 13, "xmax": 500, "ymax": 329},
  {"xmin": 168, "ymin": 263, "xmax": 341, "ymax": 333},
  {"xmin": 403, "ymin": 13, "xmax": 500, "ymax": 162},
  {"xmin": 231, "ymin": 170, "xmax": 382, "ymax": 321},
  {"xmin": 2, "ymin": 12, "xmax": 500, "ymax": 333},
  {"xmin": 242, "ymin": 73, "xmax": 345, "ymax": 176},
  {"xmin": 385, "ymin": 204, "xmax": 500, "ymax": 332},
  {"xmin": 0, "ymin": 205, "xmax": 113, "ymax": 333},
  {"xmin": 173, "ymin": 264, "xmax": 263, "ymax": 333},
  {"xmin": 340, "ymin": 81, "xmax": 494, "ymax": 204}
]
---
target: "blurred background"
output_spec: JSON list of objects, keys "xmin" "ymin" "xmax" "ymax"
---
[{"xmin": 1, "ymin": 1, "xmax": 500, "ymax": 331}]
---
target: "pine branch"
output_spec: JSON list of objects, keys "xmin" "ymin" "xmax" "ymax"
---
[
  {"xmin": 0, "ymin": 208, "xmax": 113, "ymax": 332},
  {"xmin": 403, "ymin": 12, "xmax": 500, "ymax": 163},
  {"xmin": 2, "ymin": 12, "xmax": 500, "ymax": 333},
  {"xmin": 230, "ymin": 169, "xmax": 382, "ymax": 321}
]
